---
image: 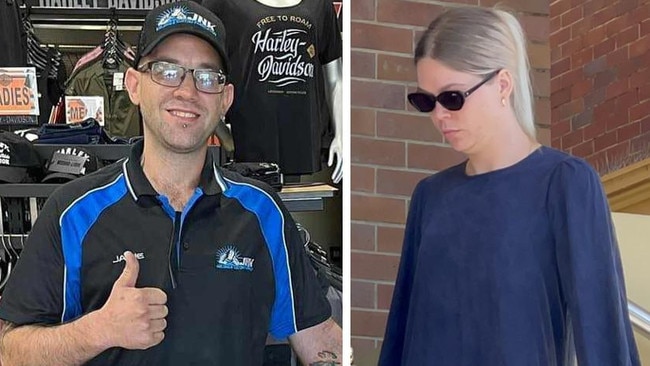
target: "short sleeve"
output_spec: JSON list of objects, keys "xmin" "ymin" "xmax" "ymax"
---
[
  {"xmin": 318, "ymin": 0, "xmax": 342, "ymax": 64},
  {"xmin": 0, "ymin": 196, "xmax": 65, "ymax": 325},
  {"xmin": 267, "ymin": 195, "xmax": 331, "ymax": 339},
  {"xmin": 379, "ymin": 179, "xmax": 425, "ymax": 366},
  {"xmin": 547, "ymin": 158, "xmax": 640, "ymax": 366}
]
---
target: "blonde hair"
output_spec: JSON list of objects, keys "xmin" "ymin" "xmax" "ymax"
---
[{"xmin": 415, "ymin": 7, "xmax": 536, "ymax": 139}]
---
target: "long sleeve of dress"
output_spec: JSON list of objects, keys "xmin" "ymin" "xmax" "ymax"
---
[
  {"xmin": 548, "ymin": 159, "xmax": 640, "ymax": 366},
  {"xmin": 378, "ymin": 180, "xmax": 425, "ymax": 366}
]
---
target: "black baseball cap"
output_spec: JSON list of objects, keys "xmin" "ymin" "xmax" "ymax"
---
[
  {"xmin": 0, "ymin": 131, "xmax": 42, "ymax": 183},
  {"xmin": 135, "ymin": 1, "xmax": 230, "ymax": 74},
  {"xmin": 42, "ymin": 147, "xmax": 104, "ymax": 183}
]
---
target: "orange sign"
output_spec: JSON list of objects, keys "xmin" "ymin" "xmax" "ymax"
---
[
  {"xmin": 0, "ymin": 68, "xmax": 39, "ymax": 116},
  {"xmin": 65, "ymin": 96, "xmax": 104, "ymax": 125}
]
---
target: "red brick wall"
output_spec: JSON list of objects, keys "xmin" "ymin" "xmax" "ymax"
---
[
  {"xmin": 550, "ymin": 0, "xmax": 650, "ymax": 173},
  {"xmin": 350, "ymin": 0, "xmax": 551, "ymax": 363}
]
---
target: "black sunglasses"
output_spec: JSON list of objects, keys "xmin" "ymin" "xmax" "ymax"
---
[{"xmin": 408, "ymin": 70, "xmax": 501, "ymax": 112}]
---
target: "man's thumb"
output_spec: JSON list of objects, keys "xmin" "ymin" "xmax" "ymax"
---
[{"xmin": 114, "ymin": 251, "xmax": 139, "ymax": 288}]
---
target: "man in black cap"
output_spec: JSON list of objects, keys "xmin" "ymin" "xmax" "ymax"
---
[{"xmin": 0, "ymin": 2, "xmax": 341, "ymax": 365}]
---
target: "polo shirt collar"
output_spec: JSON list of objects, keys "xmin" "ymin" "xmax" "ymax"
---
[{"xmin": 123, "ymin": 140, "xmax": 223, "ymax": 201}]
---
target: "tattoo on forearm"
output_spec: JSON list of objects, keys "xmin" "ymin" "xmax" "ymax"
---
[{"xmin": 308, "ymin": 350, "xmax": 341, "ymax": 365}]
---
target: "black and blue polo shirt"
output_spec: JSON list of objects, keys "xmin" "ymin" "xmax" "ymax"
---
[{"xmin": 0, "ymin": 141, "xmax": 331, "ymax": 365}]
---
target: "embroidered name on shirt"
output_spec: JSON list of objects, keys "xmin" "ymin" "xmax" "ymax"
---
[
  {"xmin": 215, "ymin": 246, "xmax": 254, "ymax": 272},
  {"xmin": 113, "ymin": 252, "xmax": 145, "ymax": 263}
]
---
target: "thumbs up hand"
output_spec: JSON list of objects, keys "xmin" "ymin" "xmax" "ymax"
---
[{"xmin": 96, "ymin": 251, "xmax": 168, "ymax": 350}]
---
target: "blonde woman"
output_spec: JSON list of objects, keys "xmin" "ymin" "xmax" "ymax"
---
[{"xmin": 379, "ymin": 7, "xmax": 640, "ymax": 366}]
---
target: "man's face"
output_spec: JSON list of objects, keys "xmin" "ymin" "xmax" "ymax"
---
[{"xmin": 125, "ymin": 33, "xmax": 233, "ymax": 154}]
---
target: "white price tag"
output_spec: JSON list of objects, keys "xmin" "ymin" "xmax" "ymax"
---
[{"xmin": 113, "ymin": 72, "xmax": 124, "ymax": 91}]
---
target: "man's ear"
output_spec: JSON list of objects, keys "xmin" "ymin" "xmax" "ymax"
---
[
  {"xmin": 124, "ymin": 67, "xmax": 142, "ymax": 106},
  {"xmin": 221, "ymin": 83, "xmax": 235, "ymax": 114}
]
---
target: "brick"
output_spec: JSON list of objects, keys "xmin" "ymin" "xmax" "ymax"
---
[
  {"xmin": 536, "ymin": 98, "xmax": 551, "ymax": 126},
  {"xmin": 352, "ymin": 137, "xmax": 406, "ymax": 166},
  {"xmin": 593, "ymin": 70, "xmax": 617, "ymax": 89},
  {"xmin": 584, "ymin": 0, "xmax": 607, "ymax": 15},
  {"xmin": 618, "ymin": 122, "xmax": 641, "ymax": 142},
  {"xmin": 587, "ymin": 151, "xmax": 607, "ymax": 173},
  {"xmin": 584, "ymin": 119, "xmax": 607, "ymax": 140},
  {"xmin": 551, "ymin": 44, "xmax": 563, "ymax": 64},
  {"xmin": 551, "ymin": 87, "xmax": 571, "ymax": 107},
  {"xmin": 480, "ymin": 0, "xmax": 549, "ymax": 14},
  {"xmin": 606, "ymin": 114, "xmax": 626, "ymax": 133},
  {"xmin": 639, "ymin": 84, "xmax": 650, "ymax": 102},
  {"xmin": 351, "ymin": 108, "xmax": 376, "ymax": 136},
  {"xmin": 377, "ymin": 54, "xmax": 416, "ymax": 82},
  {"xmin": 606, "ymin": 78, "xmax": 628, "ymax": 100},
  {"xmin": 352, "ymin": 79, "xmax": 405, "ymax": 110},
  {"xmin": 552, "ymin": 137, "xmax": 562, "ymax": 149},
  {"xmin": 522, "ymin": 15, "xmax": 550, "ymax": 43},
  {"xmin": 556, "ymin": 99, "xmax": 584, "ymax": 120},
  {"xmin": 594, "ymin": 130, "xmax": 618, "ymax": 151},
  {"xmin": 538, "ymin": 126, "xmax": 551, "ymax": 146},
  {"xmin": 583, "ymin": 24, "xmax": 607, "ymax": 47},
  {"xmin": 551, "ymin": 16, "xmax": 562, "ymax": 36},
  {"xmin": 528, "ymin": 43, "xmax": 551, "ymax": 69},
  {"xmin": 377, "ymin": 284, "xmax": 395, "ymax": 310},
  {"xmin": 571, "ymin": 16, "xmax": 593, "ymax": 40},
  {"xmin": 631, "ymin": 3, "xmax": 650, "ymax": 23},
  {"xmin": 560, "ymin": 69, "xmax": 583, "ymax": 90},
  {"xmin": 407, "ymin": 143, "xmax": 466, "ymax": 172},
  {"xmin": 351, "ymin": 223, "xmax": 375, "ymax": 251},
  {"xmin": 642, "ymin": 19, "xmax": 650, "ymax": 36},
  {"xmin": 352, "ymin": 165, "xmax": 375, "ymax": 193},
  {"xmin": 561, "ymin": 5, "xmax": 582, "ymax": 26},
  {"xmin": 618, "ymin": 56, "xmax": 645, "ymax": 80},
  {"xmin": 352, "ymin": 309, "xmax": 389, "ymax": 338},
  {"xmin": 376, "ymin": 111, "xmax": 442, "ymax": 142},
  {"xmin": 550, "ymin": 26, "xmax": 571, "ymax": 47},
  {"xmin": 614, "ymin": 0, "xmax": 639, "ymax": 16},
  {"xmin": 351, "ymin": 252, "xmax": 401, "ymax": 281},
  {"xmin": 606, "ymin": 14, "xmax": 631, "ymax": 37},
  {"xmin": 572, "ymin": 46, "xmax": 594, "ymax": 69},
  {"xmin": 351, "ymin": 338, "xmax": 381, "ymax": 366},
  {"xmin": 550, "ymin": 0, "xmax": 572, "ymax": 16},
  {"xmin": 583, "ymin": 56, "xmax": 607, "ymax": 77},
  {"xmin": 351, "ymin": 195, "xmax": 406, "ymax": 224},
  {"xmin": 615, "ymin": 90, "xmax": 639, "ymax": 114},
  {"xmin": 584, "ymin": 88, "xmax": 606, "ymax": 108},
  {"xmin": 630, "ymin": 101, "xmax": 650, "ymax": 122},
  {"xmin": 551, "ymin": 76, "xmax": 562, "ymax": 94},
  {"xmin": 376, "ymin": 0, "xmax": 443, "ymax": 28},
  {"xmin": 616, "ymin": 25, "xmax": 639, "ymax": 47},
  {"xmin": 629, "ymin": 68, "xmax": 650, "ymax": 89},
  {"xmin": 593, "ymin": 5, "xmax": 617, "ymax": 25},
  {"xmin": 593, "ymin": 38, "xmax": 615, "ymax": 59},
  {"xmin": 641, "ymin": 116, "xmax": 650, "ymax": 133},
  {"xmin": 376, "ymin": 169, "xmax": 429, "ymax": 197},
  {"xmin": 561, "ymin": 37, "xmax": 584, "ymax": 59},
  {"xmin": 631, "ymin": 132, "xmax": 650, "ymax": 155},
  {"xmin": 571, "ymin": 109, "xmax": 594, "ymax": 130},
  {"xmin": 551, "ymin": 118, "xmax": 571, "ymax": 138},
  {"xmin": 351, "ymin": 0, "xmax": 375, "ymax": 20},
  {"xmin": 562, "ymin": 129, "xmax": 584, "ymax": 149},
  {"xmin": 351, "ymin": 280, "xmax": 375, "ymax": 308},
  {"xmin": 551, "ymin": 57, "xmax": 571, "ymax": 77},
  {"xmin": 572, "ymin": 140, "xmax": 594, "ymax": 157},
  {"xmin": 607, "ymin": 46, "xmax": 629, "ymax": 66},
  {"xmin": 532, "ymin": 69, "xmax": 550, "ymax": 98},
  {"xmin": 352, "ymin": 51, "xmax": 376, "ymax": 79},
  {"xmin": 629, "ymin": 36, "xmax": 650, "ymax": 58},
  {"xmin": 352, "ymin": 22, "xmax": 413, "ymax": 54},
  {"xmin": 377, "ymin": 226, "xmax": 406, "ymax": 254},
  {"xmin": 570, "ymin": 79, "xmax": 593, "ymax": 99}
]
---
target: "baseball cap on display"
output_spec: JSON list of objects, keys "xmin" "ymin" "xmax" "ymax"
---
[
  {"xmin": 135, "ymin": 1, "xmax": 230, "ymax": 73},
  {"xmin": 41, "ymin": 147, "xmax": 103, "ymax": 183},
  {"xmin": 0, "ymin": 131, "xmax": 43, "ymax": 183}
]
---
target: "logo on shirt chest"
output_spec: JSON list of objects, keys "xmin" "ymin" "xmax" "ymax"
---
[
  {"xmin": 215, "ymin": 246, "xmax": 254, "ymax": 272},
  {"xmin": 112, "ymin": 252, "xmax": 145, "ymax": 263}
]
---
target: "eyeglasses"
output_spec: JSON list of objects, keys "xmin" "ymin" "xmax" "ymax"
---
[
  {"xmin": 408, "ymin": 70, "xmax": 500, "ymax": 112},
  {"xmin": 138, "ymin": 61, "xmax": 227, "ymax": 94}
]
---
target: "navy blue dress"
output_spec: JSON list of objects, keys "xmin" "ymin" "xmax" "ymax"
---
[{"xmin": 379, "ymin": 147, "xmax": 640, "ymax": 366}]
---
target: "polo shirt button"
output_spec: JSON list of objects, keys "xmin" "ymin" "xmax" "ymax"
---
[{"xmin": 183, "ymin": 242, "xmax": 190, "ymax": 250}]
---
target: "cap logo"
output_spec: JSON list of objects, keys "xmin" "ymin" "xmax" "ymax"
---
[
  {"xmin": 0, "ymin": 142, "xmax": 10, "ymax": 165},
  {"xmin": 156, "ymin": 6, "xmax": 216, "ymax": 36}
]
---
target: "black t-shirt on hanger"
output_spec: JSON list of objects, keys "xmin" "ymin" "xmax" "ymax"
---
[
  {"xmin": 0, "ymin": 0, "xmax": 27, "ymax": 68},
  {"xmin": 201, "ymin": 0, "xmax": 343, "ymax": 175}
]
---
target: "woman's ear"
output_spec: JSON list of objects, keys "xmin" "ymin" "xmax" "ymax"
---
[
  {"xmin": 124, "ymin": 67, "xmax": 142, "ymax": 106},
  {"xmin": 497, "ymin": 69, "xmax": 514, "ymax": 102}
]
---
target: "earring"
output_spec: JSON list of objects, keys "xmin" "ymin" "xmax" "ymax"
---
[
  {"xmin": 220, "ymin": 115, "xmax": 226, "ymax": 122},
  {"xmin": 501, "ymin": 98, "xmax": 506, "ymax": 107}
]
